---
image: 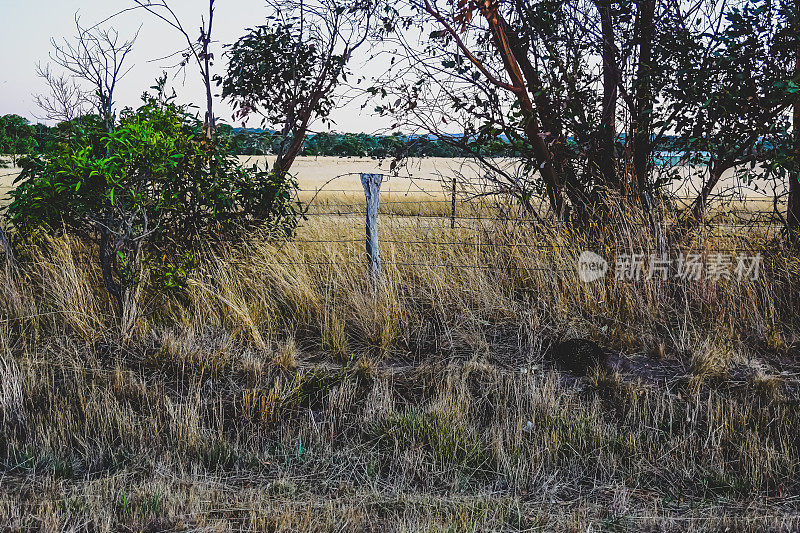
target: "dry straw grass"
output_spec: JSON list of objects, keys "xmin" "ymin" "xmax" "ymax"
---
[{"xmin": 0, "ymin": 195, "xmax": 799, "ymax": 531}]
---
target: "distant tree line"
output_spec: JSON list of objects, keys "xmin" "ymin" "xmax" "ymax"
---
[
  {"xmin": 5, "ymin": 115, "xmax": 749, "ymax": 165},
  {"xmin": 2, "ymin": 116, "xmax": 492, "ymax": 160},
  {"xmin": 217, "ymin": 127, "xmax": 471, "ymax": 158}
]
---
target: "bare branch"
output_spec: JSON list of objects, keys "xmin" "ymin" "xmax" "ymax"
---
[
  {"xmin": 33, "ymin": 63, "xmax": 92, "ymax": 124},
  {"xmin": 49, "ymin": 14, "xmax": 138, "ymax": 130}
]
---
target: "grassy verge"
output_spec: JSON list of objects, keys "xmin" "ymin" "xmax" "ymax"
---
[{"xmin": 1, "ymin": 199, "xmax": 799, "ymax": 531}]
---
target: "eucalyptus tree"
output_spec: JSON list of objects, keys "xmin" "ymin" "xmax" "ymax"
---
[
  {"xmin": 415, "ymin": 0, "xmax": 570, "ymax": 217},
  {"xmin": 662, "ymin": 0, "xmax": 794, "ymax": 222},
  {"xmin": 220, "ymin": 0, "xmax": 374, "ymax": 180},
  {"xmin": 372, "ymin": 0, "xmax": 720, "ymax": 224},
  {"xmin": 782, "ymin": 0, "xmax": 800, "ymax": 235},
  {"xmin": 372, "ymin": 0, "xmax": 593, "ymax": 218}
]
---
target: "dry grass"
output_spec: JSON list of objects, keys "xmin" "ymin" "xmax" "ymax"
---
[{"xmin": 1, "ymin": 196, "xmax": 800, "ymax": 531}]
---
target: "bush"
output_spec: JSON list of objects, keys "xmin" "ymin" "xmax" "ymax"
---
[{"xmin": 6, "ymin": 80, "xmax": 301, "ymax": 313}]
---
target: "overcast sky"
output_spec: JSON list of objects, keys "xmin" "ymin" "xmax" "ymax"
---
[{"xmin": 0, "ymin": 0, "xmax": 390, "ymax": 132}]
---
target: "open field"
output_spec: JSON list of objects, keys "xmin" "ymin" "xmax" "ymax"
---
[
  {"xmin": 1, "ymin": 189, "xmax": 800, "ymax": 530},
  {"xmin": 0, "ymin": 156, "xmax": 473, "ymax": 204},
  {"xmin": 236, "ymin": 156, "xmax": 788, "ymax": 203},
  {"xmin": 0, "ymin": 167, "xmax": 18, "ymax": 205},
  {"xmin": 1, "ymin": 154, "xmax": 787, "ymax": 203}
]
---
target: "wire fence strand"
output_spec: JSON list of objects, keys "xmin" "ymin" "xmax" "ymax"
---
[{"xmin": 2, "ymin": 169, "xmax": 793, "ymax": 278}]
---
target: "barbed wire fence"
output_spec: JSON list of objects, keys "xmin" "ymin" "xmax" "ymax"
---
[
  {"xmin": 254, "ymin": 171, "xmax": 793, "ymax": 282},
  {"xmin": 0, "ymin": 165, "xmax": 792, "ymax": 280}
]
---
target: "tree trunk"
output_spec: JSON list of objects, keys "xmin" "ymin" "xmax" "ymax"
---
[
  {"xmin": 274, "ymin": 122, "xmax": 309, "ymax": 180},
  {"xmin": 120, "ymin": 241, "xmax": 143, "ymax": 337},
  {"xmin": 788, "ymin": 0, "xmax": 800, "ymax": 235},
  {"xmin": 202, "ymin": 0, "xmax": 217, "ymax": 187},
  {"xmin": 204, "ymin": 70, "xmax": 215, "ymax": 138},
  {"xmin": 423, "ymin": 0, "xmax": 564, "ymax": 218},
  {"xmin": 691, "ymin": 165, "xmax": 727, "ymax": 222},
  {"xmin": 504, "ymin": 23, "xmax": 573, "ymax": 206},
  {"xmin": 519, "ymin": 100, "xmax": 565, "ymax": 219},
  {"xmin": 506, "ymin": 30, "xmax": 558, "ymax": 145},
  {"xmin": 478, "ymin": 5, "xmax": 565, "ymax": 218},
  {"xmin": 597, "ymin": 0, "xmax": 619, "ymax": 189},
  {"xmin": 100, "ymin": 93, "xmax": 114, "ymax": 134},
  {"xmin": 632, "ymin": 0, "xmax": 655, "ymax": 201}
]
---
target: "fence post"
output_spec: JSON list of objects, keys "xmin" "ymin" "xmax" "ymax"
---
[
  {"xmin": 361, "ymin": 173, "xmax": 383, "ymax": 284},
  {"xmin": 0, "ymin": 225, "xmax": 15, "ymax": 268},
  {"xmin": 641, "ymin": 191, "xmax": 666, "ymax": 255},
  {"xmin": 451, "ymin": 177, "xmax": 457, "ymax": 229}
]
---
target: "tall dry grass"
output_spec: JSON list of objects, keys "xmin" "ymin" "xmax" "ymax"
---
[{"xmin": 0, "ymin": 197, "xmax": 799, "ymax": 531}]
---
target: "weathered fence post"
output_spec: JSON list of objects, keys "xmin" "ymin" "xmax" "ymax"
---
[
  {"xmin": 0, "ymin": 225, "xmax": 15, "ymax": 268},
  {"xmin": 451, "ymin": 177, "xmax": 457, "ymax": 229},
  {"xmin": 361, "ymin": 173, "xmax": 383, "ymax": 284},
  {"xmin": 641, "ymin": 191, "xmax": 666, "ymax": 255}
]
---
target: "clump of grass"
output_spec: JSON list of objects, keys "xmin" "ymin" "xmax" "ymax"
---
[
  {"xmin": 0, "ymin": 333, "xmax": 26, "ymax": 434},
  {"xmin": 274, "ymin": 337, "xmax": 300, "ymax": 370}
]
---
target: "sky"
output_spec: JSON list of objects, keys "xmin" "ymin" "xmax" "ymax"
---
[{"xmin": 0, "ymin": 0, "xmax": 391, "ymax": 132}]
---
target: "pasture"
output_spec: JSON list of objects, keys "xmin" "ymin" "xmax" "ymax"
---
[{"xmin": 1, "ymin": 154, "xmax": 786, "ymax": 200}]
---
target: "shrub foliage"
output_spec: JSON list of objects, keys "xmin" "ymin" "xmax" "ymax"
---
[{"xmin": 7, "ymin": 80, "xmax": 301, "ymax": 310}]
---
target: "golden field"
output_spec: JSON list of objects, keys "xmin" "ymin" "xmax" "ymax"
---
[{"xmin": 1, "ymin": 154, "xmax": 786, "ymax": 203}]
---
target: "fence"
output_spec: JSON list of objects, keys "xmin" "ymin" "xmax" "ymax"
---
[
  {"xmin": 0, "ymin": 167, "xmax": 790, "ymax": 281},
  {"xmin": 281, "ymin": 172, "xmax": 791, "ymax": 284}
]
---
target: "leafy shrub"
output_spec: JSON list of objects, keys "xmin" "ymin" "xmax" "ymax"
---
[{"xmin": 7, "ymin": 80, "xmax": 301, "ymax": 312}]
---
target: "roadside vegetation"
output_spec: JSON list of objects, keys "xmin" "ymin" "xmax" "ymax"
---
[
  {"xmin": 1, "ymin": 0, "xmax": 800, "ymax": 530},
  {"xmin": 2, "ymin": 209, "xmax": 800, "ymax": 531}
]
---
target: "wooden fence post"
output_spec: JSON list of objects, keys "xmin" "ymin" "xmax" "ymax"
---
[
  {"xmin": 0, "ymin": 225, "xmax": 15, "ymax": 268},
  {"xmin": 451, "ymin": 177, "xmax": 457, "ymax": 229},
  {"xmin": 361, "ymin": 173, "xmax": 383, "ymax": 283}
]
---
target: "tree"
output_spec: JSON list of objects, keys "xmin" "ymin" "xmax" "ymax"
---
[
  {"xmin": 631, "ymin": 0, "xmax": 656, "ymax": 198},
  {"xmin": 665, "ymin": 0, "xmax": 793, "ymax": 222},
  {"xmin": 420, "ymin": 0, "xmax": 566, "ymax": 217},
  {"xmin": 374, "ymin": 0, "xmax": 696, "ymax": 221},
  {"xmin": 8, "ymin": 80, "xmax": 301, "ymax": 320},
  {"xmin": 595, "ymin": 0, "xmax": 621, "ymax": 189},
  {"xmin": 49, "ymin": 15, "xmax": 138, "ymax": 132},
  {"xmin": 220, "ymin": 0, "xmax": 373, "ymax": 182},
  {"xmin": 786, "ymin": 0, "xmax": 800, "ymax": 234},
  {"xmin": 33, "ymin": 63, "xmax": 92, "ymax": 131},
  {"xmin": 129, "ymin": 0, "xmax": 218, "ymax": 137},
  {"xmin": 0, "ymin": 115, "xmax": 37, "ymax": 166}
]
